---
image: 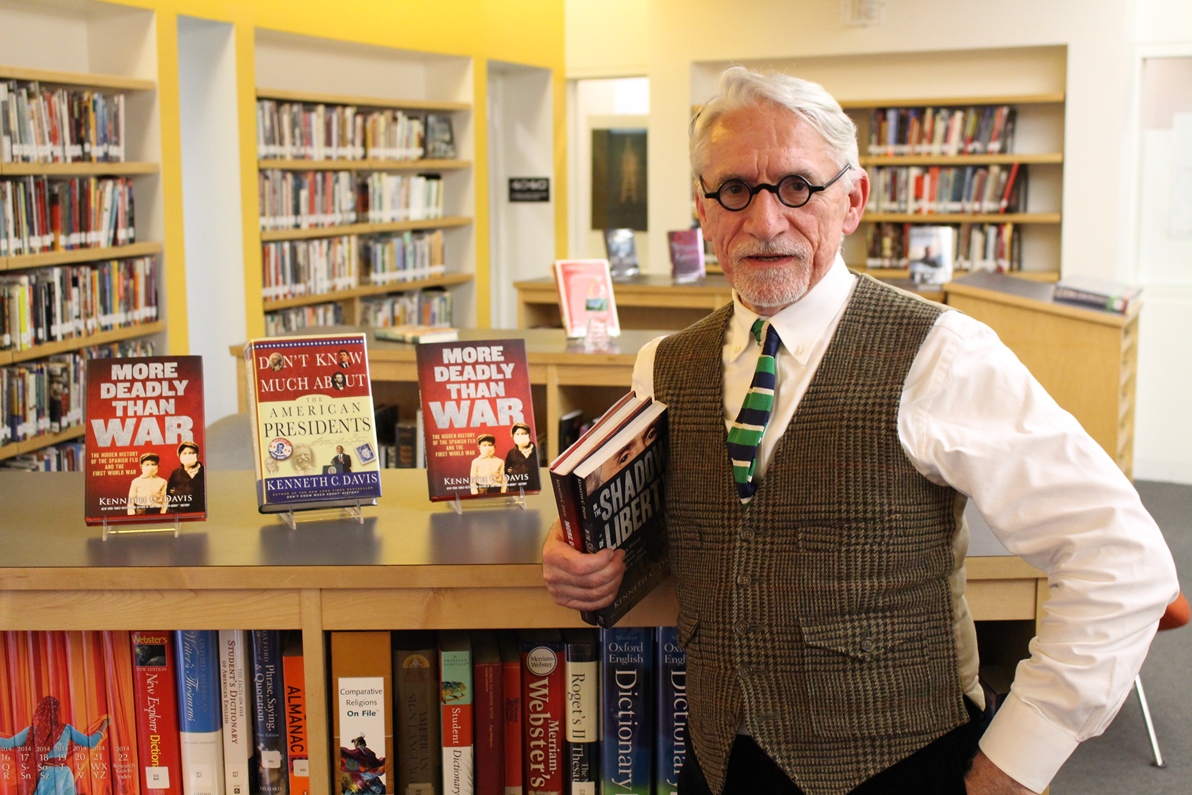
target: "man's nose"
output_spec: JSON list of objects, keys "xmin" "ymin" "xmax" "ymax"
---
[{"xmin": 741, "ymin": 189, "xmax": 789, "ymax": 240}]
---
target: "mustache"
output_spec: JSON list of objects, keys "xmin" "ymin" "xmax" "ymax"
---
[{"xmin": 730, "ymin": 240, "xmax": 809, "ymax": 262}]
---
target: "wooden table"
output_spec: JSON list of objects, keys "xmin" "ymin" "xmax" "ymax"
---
[{"xmin": 515, "ymin": 274, "xmax": 734, "ymax": 330}]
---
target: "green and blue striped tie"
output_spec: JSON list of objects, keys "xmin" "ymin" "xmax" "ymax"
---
[{"xmin": 727, "ymin": 319, "xmax": 780, "ymax": 505}]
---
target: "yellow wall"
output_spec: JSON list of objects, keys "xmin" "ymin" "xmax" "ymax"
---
[{"xmin": 110, "ymin": 0, "xmax": 566, "ymax": 345}]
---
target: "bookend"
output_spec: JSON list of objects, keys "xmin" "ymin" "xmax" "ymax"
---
[
  {"xmin": 446, "ymin": 487, "xmax": 527, "ymax": 515},
  {"xmin": 102, "ymin": 515, "xmax": 181, "ymax": 540},
  {"xmin": 276, "ymin": 501, "xmax": 366, "ymax": 530}
]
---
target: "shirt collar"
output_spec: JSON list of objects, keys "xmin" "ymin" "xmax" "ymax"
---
[{"xmin": 729, "ymin": 254, "xmax": 856, "ymax": 366}]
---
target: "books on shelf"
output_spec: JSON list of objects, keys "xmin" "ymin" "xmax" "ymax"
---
[
  {"xmin": 424, "ymin": 115, "xmax": 456, "ymax": 160},
  {"xmin": 867, "ymin": 105, "xmax": 1016, "ymax": 157},
  {"xmin": 414, "ymin": 338, "xmax": 540, "ymax": 501},
  {"xmin": 552, "ymin": 260, "xmax": 620, "ymax": 340},
  {"xmin": 1053, "ymin": 276, "xmax": 1141, "ymax": 314},
  {"xmin": 667, "ymin": 228, "xmax": 706, "ymax": 283},
  {"xmin": 438, "ymin": 631, "xmax": 473, "ymax": 795},
  {"xmin": 562, "ymin": 629, "xmax": 599, "ymax": 795},
  {"xmin": 392, "ymin": 632, "xmax": 440, "ymax": 795},
  {"xmin": 1, "ymin": 80, "xmax": 127, "ymax": 164},
  {"xmin": 248, "ymin": 631, "xmax": 287, "ymax": 795},
  {"xmin": 281, "ymin": 637, "xmax": 309, "ymax": 795},
  {"xmin": 868, "ymin": 164, "xmax": 1028, "ymax": 215},
  {"xmin": 600, "ymin": 627, "xmax": 654, "ymax": 795},
  {"xmin": 549, "ymin": 392, "xmax": 670, "ymax": 627},
  {"xmin": 83, "ymin": 355, "xmax": 207, "ymax": 526},
  {"xmin": 471, "ymin": 631, "xmax": 503, "ymax": 795},
  {"xmin": 242, "ymin": 334, "xmax": 382, "ymax": 514},
  {"xmin": 132, "ymin": 630, "xmax": 184, "ymax": 795},
  {"xmin": 174, "ymin": 630, "xmax": 225, "ymax": 795},
  {"xmin": 654, "ymin": 626, "xmax": 687, "ymax": 795},
  {"xmin": 518, "ymin": 630, "xmax": 565, "ymax": 795},
  {"xmin": 864, "ymin": 221, "xmax": 1021, "ymax": 273},
  {"xmin": 906, "ymin": 225, "xmax": 955, "ymax": 286},
  {"xmin": 218, "ymin": 630, "xmax": 253, "ymax": 795},
  {"xmin": 602, "ymin": 228, "xmax": 640, "ymax": 279},
  {"xmin": 330, "ymin": 631, "xmax": 393, "ymax": 795},
  {"xmin": 373, "ymin": 324, "xmax": 459, "ymax": 344}
]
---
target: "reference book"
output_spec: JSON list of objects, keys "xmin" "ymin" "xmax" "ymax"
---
[
  {"xmin": 552, "ymin": 259, "xmax": 621, "ymax": 339},
  {"xmin": 242, "ymin": 334, "xmax": 382, "ymax": 513},
  {"xmin": 1053, "ymin": 276, "xmax": 1141, "ymax": 314},
  {"xmin": 667, "ymin": 228, "xmax": 706, "ymax": 283},
  {"xmin": 549, "ymin": 392, "xmax": 670, "ymax": 627},
  {"xmin": 906, "ymin": 225, "xmax": 955, "ymax": 286},
  {"xmin": 84, "ymin": 355, "xmax": 206, "ymax": 526},
  {"xmin": 414, "ymin": 338, "xmax": 540, "ymax": 501}
]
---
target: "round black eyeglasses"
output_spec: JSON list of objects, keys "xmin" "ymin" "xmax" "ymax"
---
[{"xmin": 700, "ymin": 164, "xmax": 851, "ymax": 212}]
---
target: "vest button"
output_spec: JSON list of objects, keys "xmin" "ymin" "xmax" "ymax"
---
[
  {"xmin": 860, "ymin": 637, "xmax": 875, "ymax": 653},
  {"xmin": 736, "ymin": 574, "xmax": 752, "ymax": 586},
  {"xmin": 737, "ymin": 664, "xmax": 754, "ymax": 678},
  {"xmin": 734, "ymin": 621, "xmax": 751, "ymax": 636},
  {"xmin": 740, "ymin": 527, "xmax": 755, "ymax": 541}
]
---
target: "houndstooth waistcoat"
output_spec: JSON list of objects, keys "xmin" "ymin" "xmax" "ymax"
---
[{"xmin": 653, "ymin": 275, "xmax": 969, "ymax": 795}]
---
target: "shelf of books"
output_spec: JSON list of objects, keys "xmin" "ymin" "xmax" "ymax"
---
[
  {"xmin": 840, "ymin": 92, "xmax": 1065, "ymax": 285},
  {"xmin": 254, "ymin": 82, "xmax": 474, "ymax": 335},
  {"xmin": 1, "ymin": 59, "xmax": 165, "ymax": 471}
]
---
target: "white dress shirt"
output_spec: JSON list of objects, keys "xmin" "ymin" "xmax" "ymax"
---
[{"xmin": 631, "ymin": 254, "xmax": 1178, "ymax": 793}]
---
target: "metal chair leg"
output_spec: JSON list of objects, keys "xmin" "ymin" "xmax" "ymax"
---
[{"xmin": 1135, "ymin": 674, "xmax": 1167, "ymax": 768}]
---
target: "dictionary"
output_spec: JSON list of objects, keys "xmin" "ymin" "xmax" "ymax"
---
[
  {"xmin": 243, "ymin": 334, "xmax": 382, "ymax": 514},
  {"xmin": 84, "ymin": 356, "xmax": 206, "ymax": 526},
  {"xmin": 414, "ymin": 338, "xmax": 539, "ymax": 502}
]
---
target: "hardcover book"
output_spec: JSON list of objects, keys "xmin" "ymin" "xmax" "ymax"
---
[
  {"xmin": 84, "ymin": 356, "xmax": 206, "ymax": 526},
  {"xmin": 131, "ymin": 631, "xmax": 183, "ymax": 795},
  {"xmin": 242, "ymin": 334, "xmax": 382, "ymax": 513},
  {"xmin": 518, "ymin": 631, "xmax": 565, "ymax": 795},
  {"xmin": 496, "ymin": 633, "xmax": 522, "ymax": 795},
  {"xmin": 65, "ymin": 630, "xmax": 112, "ymax": 795},
  {"xmin": 4, "ymin": 631, "xmax": 36, "ymax": 795},
  {"xmin": 561, "ymin": 629, "xmax": 598, "ymax": 795},
  {"xmin": 0, "ymin": 633, "xmax": 20, "ymax": 795},
  {"xmin": 217, "ymin": 631, "xmax": 252, "ymax": 795},
  {"xmin": 393, "ymin": 632, "xmax": 441, "ymax": 795},
  {"xmin": 654, "ymin": 627, "xmax": 686, "ymax": 795},
  {"xmin": 330, "ymin": 632, "xmax": 393, "ymax": 795},
  {"xmin": 551, "ymin": 260, "xmax": 620, "ymax": 340},
  {"xmin": 101, "ymin": 631, "xmax": 141, "ymax": 795},
  {"xmin": 602, "ymin": 229, "xmax": 639, "ymax": 279},
  {"xmin": 248, "ymin": 631, "xmax": 287, "ymax": 795},
  {"xmin": 438, "ymin": 631, "xmax": 473, "ymax": 795},
  {"xmin": 599, "ymin": 628, "xmax": 653, "ymax": 795},
  {"xmin": 174, "ymin": 631, "xmax": 225, "ymax": 795},
  {"xmin": 1053, "ymin": 276, "xmax": 1141, "ymax": 314},
  {"xmin": 471, "ymin": 631, "xmax": 503, "ymax": 795},
  {"xmin": 906, "ymin": 225, "xmax": 955, "ymax": 286},
  {"xmin": 415, "ymin": 339, "xmax": 539, "ymax": 501},
  {"xmin": 666, "ymin": 228, "xmax": 705, "ymax": 283},
  {"xmin": 549, "ymin": 393, "xmax": 670, "ymax": 627}
]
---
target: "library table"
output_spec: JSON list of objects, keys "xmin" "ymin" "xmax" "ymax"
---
[{"xmin": 514, "ymin": 273, "xmax": 735, "ymax": 330}]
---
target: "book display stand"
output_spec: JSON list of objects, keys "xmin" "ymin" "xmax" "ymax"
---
[
  {"xmin": 276, "ymin": 502, "xmax": 367, "ymax": 530},
  {"xmin": 446, "ymin": 488, "xmax": 527, "ymax": 515},
  {"xmin": 101, "ymin": 515, "xmax": 182, "ymax": 541}
]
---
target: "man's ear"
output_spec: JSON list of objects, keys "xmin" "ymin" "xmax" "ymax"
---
[
  {"xmin": 695, "ymin": 182, "xmax": 709, "ymax": 228},
  {"xmin": 841, "ymin": 168, "xmax": 870, "ymax": 235}
]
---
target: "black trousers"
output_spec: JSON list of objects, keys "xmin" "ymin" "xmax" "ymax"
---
[{"xmin": 678, "ymin": 697, "xmax": 991, "ymax": 795}]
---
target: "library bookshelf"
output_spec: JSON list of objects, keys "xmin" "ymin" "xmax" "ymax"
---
[
  {"xmin": 0, "ymin": 61, "xmax": 166, "ymax": 465},
  {"xmin": 0, "ymin": 467, "xmax": 1046, "ymax": 795}
]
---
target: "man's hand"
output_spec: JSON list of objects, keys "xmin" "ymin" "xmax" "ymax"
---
[
  {"xmin": 541, "ymin": 519, "xmax": 625, "ymax": 611},
  {"xmin": 965, "ymin": 751, "xmax": 1039, "ymax": 795}
]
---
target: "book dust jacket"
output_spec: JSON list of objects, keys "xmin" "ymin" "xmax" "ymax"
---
[
  {"xmin": 84, "ymin": 356, "xmax": 206, "ymax": 526},
  {"xmin": 415, "ymin": 338, "xmax": 539, "ymax": 502},
  {"xmin": 243, "ymin": 334, "xmax": 382, "ymax": 512}
]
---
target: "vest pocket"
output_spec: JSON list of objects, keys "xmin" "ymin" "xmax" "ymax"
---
[
  {"xmin": 677, "ymin": 609, "xmax": 700, "ymax": 653},
  {"xmin": 800, "ymin": 616, "xmax": 932, "ymax": 738}
]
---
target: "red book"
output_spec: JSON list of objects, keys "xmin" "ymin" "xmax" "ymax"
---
[
  {"xmin": 471, "ymin": 632, "xmax": 503, "ymax": 795},
  {"xmin": 5, "ymin": 632, "xmax": 37, "ymax": 795},
  {"xmin": 80, "ymin": 632, "xmax": 114, "ymax": 795},
  {"xmin": 65, "ymin": 631, "xmax": 112, "ymax": 795},
  {"xmin": 130, "ymin": 631, "xmax": 183, "ymax": 795},
  {"xmin": 497, "ymin": 634, "xmax": 522, "ymax": 795},
  {"xmin": 415, "ymin": 338, "xmax": 539, "ymax": 502},
  {"xmin": 519, "ymin": 632, "xmax": 565, "ymax": 795},
  {"xmin": 281, "ymin": 639, "xmax": 309, "ymax": 795},
  {"xmin": 551, "ymin": 259, "xmax": 620, "ymax": 340},
  {"xmin": 0, "ymin": 634, "xmax": 23, "ymax": 795},
  {"xmin": 101, "ymin": 632, "xmax": 141, "ymax": 795},
  {"xmin": 84, "ymin": 356, "xmax": 206, "ymax": 526}
]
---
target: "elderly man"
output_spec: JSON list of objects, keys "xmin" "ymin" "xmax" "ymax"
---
[{"xmin": 542, "ymin": 66, "xmax": 1178, "ymax": 795}]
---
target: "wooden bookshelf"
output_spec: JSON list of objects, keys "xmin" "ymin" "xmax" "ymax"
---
[
  {"xmin": 0, "ymin": 241, "xmax": 163, "ymax": 271},
  {"xmin": 262, "ymin": 272, "xmax": 473, "ymax": 312}
]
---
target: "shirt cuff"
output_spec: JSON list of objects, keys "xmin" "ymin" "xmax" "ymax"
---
[{"xmin": 978, "ymin": 692, "xmax": 1079, "ymax": 793}]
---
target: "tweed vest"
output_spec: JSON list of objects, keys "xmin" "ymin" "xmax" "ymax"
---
[{"xmin": 654, "ymin": 275, "xmax": 968, "ymax": 795}]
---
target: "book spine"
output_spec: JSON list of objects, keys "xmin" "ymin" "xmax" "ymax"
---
[
  {"xmin": 217, "ymin": 631, "xmax": 251, "ymax": 795},
  {"xmin": 249, "ymin": 631, "xmax": 287, "ymax": 795},
  {"xmin": 130, "ymin": 631, "xmax": 183, "ymax": 795},
  {"xmin": 394, "ymin": 640, "xmax": 441, "ymax": 795},
  {"xmin": 439, "ymin": 635, "xmax": 474, "ymax": 795},
  {"xmin": 281, "ymin": 647, "xmax": 308, "ymax": 795},
  {"xmin": 473, "ymin": 650, "xmax": 503, "ymax": 795},
  {"xmin": 520, "ymin": 639, "xmax": 565, "ymax": 795},
  {"xmin": 0, "ymin": 632, "xmax": 20, "ymax": 795},
  {"xmin": 600, "ymin": 628, "xmax": 653, "ymax": 795},
  {"xmin": 4, "ymin": 632, "xmax": 35, "ymax": 795},
  {"xmin": 174, "ymin": 631, "xmax": 225, "ymax": 795},
  {"xmin": 101, "ymin": 632, "xmax": 141, "ymax": 795},
  {"xmin": 330, "ymin": 631, "xmax": 393, "ymax": 795},
  {"xmin": 563, "ymin": 633, "xmax": 598, "ymax": 795},
  {"xmin": 653, "ymin": 628, "xmax": 687, "ymax": 795},
  {"xmin": 79, "ymin": 631, "xmax": 114, "ymax": 795},
  {"xmin": 497, "ymin": 634, "xmax": 522, "ymax": 795},
  {"xmin": 548, "ymin": 469, "xmax": 583, "ymax": 552}
]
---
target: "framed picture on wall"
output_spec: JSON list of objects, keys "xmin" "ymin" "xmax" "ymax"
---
[{"xmin": 591, "ymin": 128, "xmax": 647, "ymax": 231}]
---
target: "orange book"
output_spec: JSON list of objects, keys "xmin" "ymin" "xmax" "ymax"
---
[
  {"xmin": 0, "ymin": 634, "xmax": 22, "ymax": 795},
  {"xmin": 281, "ymin": 641, "xmax": 308, "ymax": 795},
  {"xmin": 101, "ymin": 632, "xmax": 140, "ymax": 795},
  {"xmin": 4, "ymin": 632, "xmax": 36, "ymax": 795},
  {"xmin": 80, "ymin": 633, "xmax": 113, "ymax": 795}
]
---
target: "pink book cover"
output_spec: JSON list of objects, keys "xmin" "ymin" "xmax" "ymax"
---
[{"xmin": 551, "ymin": 259, "xmax": 620, "ymax": 339}]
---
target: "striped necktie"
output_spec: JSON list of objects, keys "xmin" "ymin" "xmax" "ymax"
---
[{"xmin": 727, "ymin": 319, "xmax": 781, "ymax": 505}]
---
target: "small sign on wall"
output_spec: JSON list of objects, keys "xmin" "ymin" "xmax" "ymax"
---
[{"xmin": 509, "ymin": 177, "xmax": 550, "ymax": 202}]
